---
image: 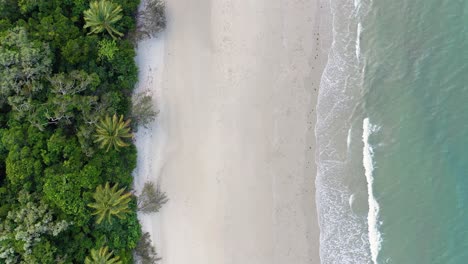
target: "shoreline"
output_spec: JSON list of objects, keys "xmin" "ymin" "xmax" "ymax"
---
[
  {"xmin": 314, "ymin": 0, "xmax": 377, "ymax": 262},
  {"xmin": 133, "ymin": 34, "xmax": 167, "ymax": 252},
  {"xmin": 133, "ymin": 0, "xmax": 330, "ymax": 263}
]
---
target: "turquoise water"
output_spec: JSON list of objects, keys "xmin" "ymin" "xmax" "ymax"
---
[{"xmin": 316, "ymin": 0, "xmax": 468, "ymax": 263}]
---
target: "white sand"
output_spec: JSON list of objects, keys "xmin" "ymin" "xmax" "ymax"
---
[
  {"xmin": 133, "ymin": 34, "xmax": 167, "ymax": 250},
  {"xmin": 133, "ymin": 0, "xmax": 327, "ymax": 263}
]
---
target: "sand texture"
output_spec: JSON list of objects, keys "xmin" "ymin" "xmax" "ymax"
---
[{"xmin": 133, "ymin": 0, "xmax": 327, "ymax": 263}]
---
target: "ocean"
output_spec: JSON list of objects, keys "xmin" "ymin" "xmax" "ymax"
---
[{"xmin": 315, "ymin": 0, "xmax": 468, "ymax": 263}]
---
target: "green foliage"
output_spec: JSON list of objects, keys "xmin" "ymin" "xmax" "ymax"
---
[
  {"xmin": 42, "ymin": 71, "xmax": 100, "ymax": 126},
  {"xmin": 137, "ymin": 182, "xmax": 168, "ymax": 214},
  {"xmin": 88, "ymin": 182, "xmax": 132, "ymax": 224},
  {"xmin": 0, "ymin": 0, "xmax": 143, "ymax": 262},
  {"xmin": 85, "ymin": 247, "xmax": 122, "ymax": 264},
  {"xmin": 0, "ymin": 27, "xmax": 51, "ymax": 104},
  {"xmin": 49, "ymin": 70, "xmax": 100, "ymax": 95},
  {"xmin": 42, "ymin": 131, "xmax": 98, "ymax": 225},
  {"xmin": 18, "ymin": 0, "xmax": 39, "ymax": 14},
  {"xmin": 61, "ymin": 35, "xmax": 99, "ymax": 65},
  {"xmin": 105, "ymin": 39, "xmax": 138, "ymax": 92},
  {"xmin": 99, "ymin": 39, "xmax": 119, "ymax": 61},
  {"xmin": 84, "ymin": 1, "xmax": 124, "ymax": 39},
  {"xmin": 2, "ymin": 125, "xmax": 47, "ymax": 188},
  {"xmin": 95, "ymin": 114, "xmax": 133, "ymax": 152},
  {"xmin": 0, "ymin": 191, "xmax": 69, "ymax": 263},
  {"xmin": 8, "ymin": 70, "xmax": 101, "ymax": 132},
  {"xmin": 0, "ymin": 0, "xmax": 19, "ymax": 21},
  {"xmin": 88, "ymin": 144, "xmax": 137, "ymax": 186},
  {"xmin": 91, "ymin": 204, "xmax": 141, "ymax": 256},
  {"xmin": 30, "ymin": 9, "xmax": 81, "ymax": 50}
]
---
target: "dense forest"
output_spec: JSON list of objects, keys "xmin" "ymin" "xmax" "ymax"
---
[{"xmin": 0, "ymin": 0, "xmax": 165, "ymax": 263}]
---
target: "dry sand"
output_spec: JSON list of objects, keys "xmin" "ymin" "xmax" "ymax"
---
[{"xmin": 133, "ymin": 0, "xmax": 328, "ymax": 263}]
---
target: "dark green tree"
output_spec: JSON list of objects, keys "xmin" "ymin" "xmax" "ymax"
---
[
  {"xmin": 42, "ymin": 131, "xmax": 99, "ymax": 225},
  {"xmin": 18, "ymin": 0, "xmax": 39, "ymax": 14},
  {"xmin": 2, "ymin": 125, "xmax": 47, "ymax": 188}
]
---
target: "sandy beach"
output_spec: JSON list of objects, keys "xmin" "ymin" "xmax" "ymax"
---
[{"xmin": 133, "ymin": 0, "xmax": 328, "ymax": 263}]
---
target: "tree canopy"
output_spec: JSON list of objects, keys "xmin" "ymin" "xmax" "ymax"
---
[
  {"xmin": 0, "ymin": 1, "xmax": 166, "ymax": 263},
  {"xmin": 0, "ymin": 191, "xmax": 69, "ymax": 263},
  {"xmin": 0, "ymin": 27, "xmax": 51, "ymax": 105}
]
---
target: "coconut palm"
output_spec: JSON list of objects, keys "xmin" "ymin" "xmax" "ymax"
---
[
  {"xmin": 85, "ymin": 247, "xmax": 122, "ymax": 264},
  {"xmin": 84, "ymin": 1, "xmax": 123, "ymax": 39},
  {"xmin": 88, "ymin": 182, "xmax": 132, "ymax": 224},
  {"xmin": 94, "ymin": 114, "xmax": 132, "ymax": 152}
]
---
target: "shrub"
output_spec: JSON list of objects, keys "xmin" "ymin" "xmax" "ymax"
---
[
  {"xmin": 131, "ymin": 91, "xmax": 158, "ymax": 130},
  {"xmin": 133, "ymin": 0, "xmax": 166, "ymax": 43},
  {"xmin": 137, "ymin": 182, "xmax": 168, "ymax": 214},
  {"xmin": 133, "ymin": 232, "xmax": 161, "ymax": 264},
  {"xmin": 98, "ymin": 39, "xmax": 119, "ymax": 61}
]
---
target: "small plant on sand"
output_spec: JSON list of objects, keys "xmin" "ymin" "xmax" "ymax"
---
[
  {"xmin": 131, "ymin": 90, "xmax": 159, "ymax": 130},
  {"xmin": 134, "ymin": 0, "xmax": 166, "ymax": 42},
  {"xmin": 134, "ymin": 232, "xmax": 162, "ymax": 264},
  {"xmin": 137, "ymin": 182, "xmax": 168, "ymax": 214}
]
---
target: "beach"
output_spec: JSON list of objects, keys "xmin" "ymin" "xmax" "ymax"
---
[{"xmin": 133, "ymin": 0, "xmax": 328, "ymax": 263}]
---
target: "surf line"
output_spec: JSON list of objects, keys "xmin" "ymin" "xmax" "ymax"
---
[{"xmin": 362, "ymin": 118, "xmax": 382, "ymax": 264}]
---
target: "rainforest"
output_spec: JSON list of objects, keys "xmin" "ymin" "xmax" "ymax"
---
[{"xmin": 0, "ymin": 0, "xmax": 164, "ymax": 263}]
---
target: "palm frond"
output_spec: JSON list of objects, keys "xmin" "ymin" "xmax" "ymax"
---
[
  {"xmin": 94, "ymin": 114, "xmax": 132, "ymax": 152},
  {"xmin": 85, "ymin": 247, "xmax": 122, "ymax": 264},
  {"xmin": 87, "ymin": 182, "xmax": 132, "ymax": 224},
  {"xmin": 84, "ymin": 1, "xmax": 124, "ymax": 39}
]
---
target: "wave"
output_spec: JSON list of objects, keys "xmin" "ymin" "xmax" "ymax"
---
[
  {"xmin": 356, "ymin": 22, "xmax": 362, "ymax": 60},
  {"xmin": 315, "ymin": 0, "xmax": 375, "ymax": 263},
  {"xmin": 362, "ymin": 118, "xmax": 382, "ymax": 264},
  {"xmin": 354, "ymin": 0, "xmax": 361, "ymax": 10},
  {"xmin": 347, "ymin": 128, "xmax": 352, "ymax": 150},
  {"xmin": 315, "ymin": 0, "xmax": 371, "ymax": 262}
]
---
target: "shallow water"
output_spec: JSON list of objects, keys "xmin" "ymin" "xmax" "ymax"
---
[{"xmin": 316, "ymin": 0, "xmax": 468, "ymax": 263}]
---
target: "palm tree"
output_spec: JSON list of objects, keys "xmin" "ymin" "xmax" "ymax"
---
[
  {"xmin": 84, "ymin": 1, "xmax": 124, "ymax": 39},
  {"xmin": 88, "ymin": 182, "xmax": 132, "ymax": 224},
  {"xmin": 94, "ymin": 114, "xmax": 132, "ymax": 152},
  {"xmin": 85, "ymin": 247, "xmax": 122, "ymax": 264}
]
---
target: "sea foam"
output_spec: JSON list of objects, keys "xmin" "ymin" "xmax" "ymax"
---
[
  {"xmin": 315, "ymin": 0, "xmax": 373, "ymax": 262},
  {"xmin": 362, "ymin": 118, "xmax": 382, "ymax": 264},
  {"xmin": 354, "ymin": 0, "xmax": 361, "ymax": 10},
  {"xmin": 346, "ymin": 128, "xmax": 352, "ymax": 150},
  {"xmin": 356, "ymin": 23, "xmax": 362, "ymax": 60}
]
